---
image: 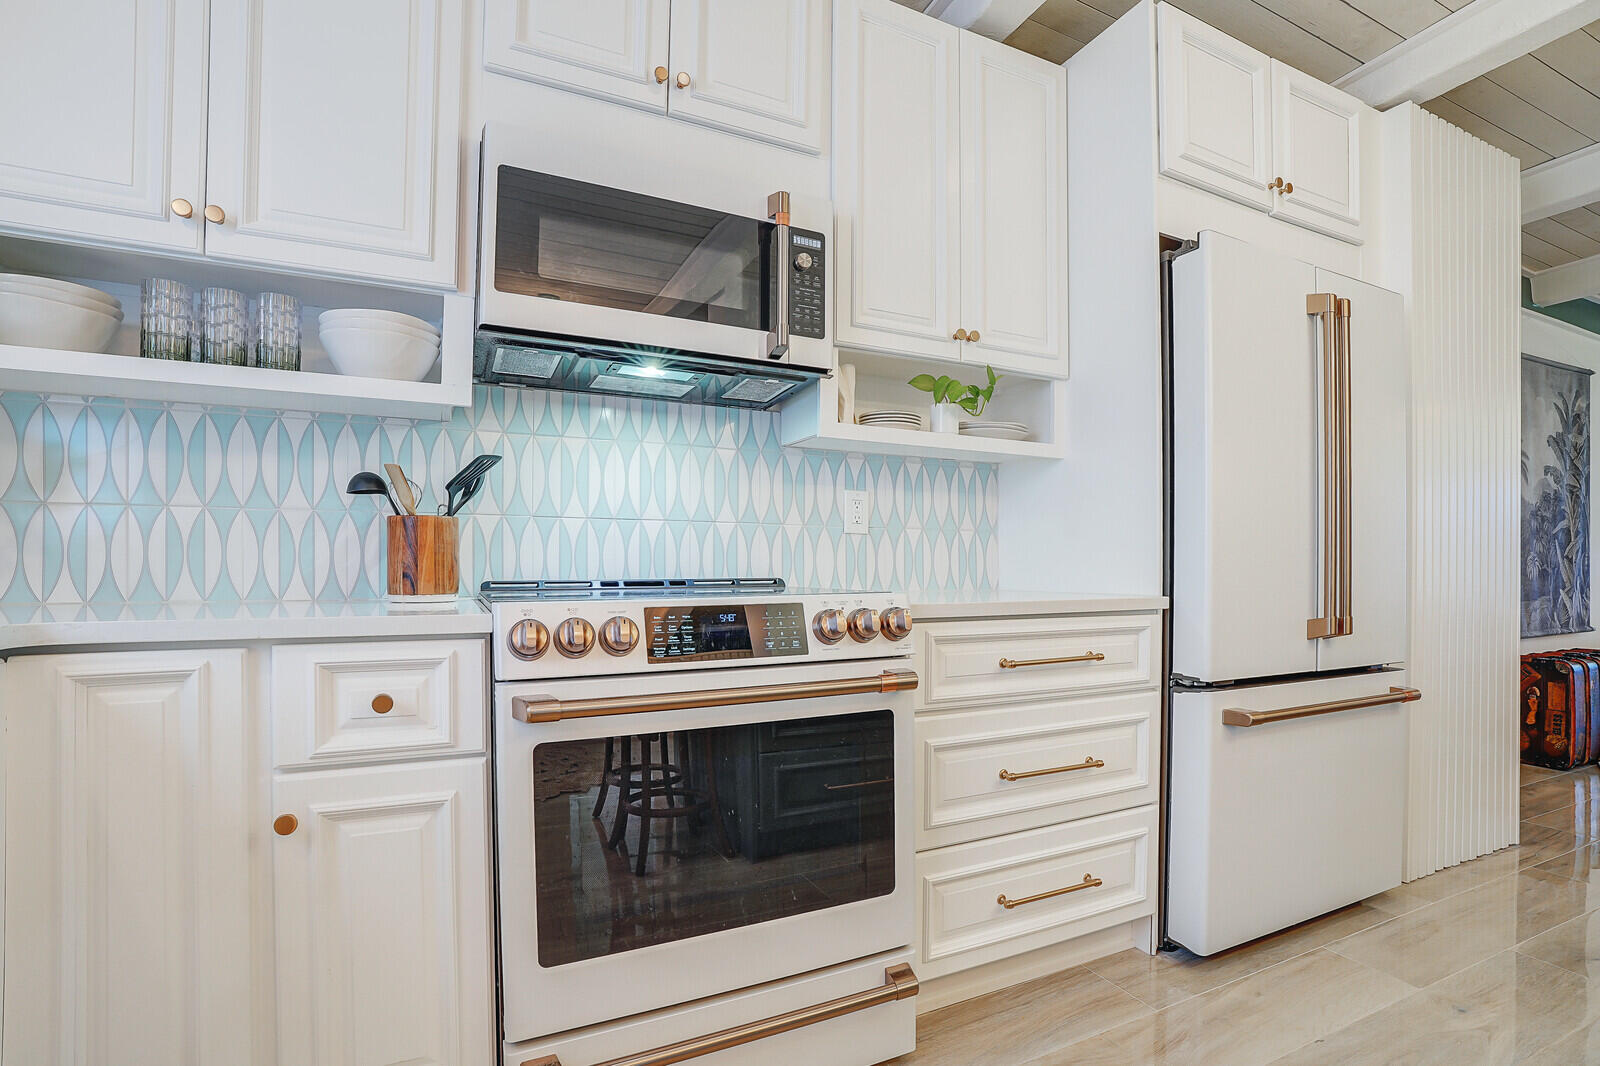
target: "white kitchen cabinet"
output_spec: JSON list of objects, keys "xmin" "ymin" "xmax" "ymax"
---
[
  {"xmin": 272, "ymin": 758, "xmax": 494, "ymax": 1066},
  {"xmin": 0, "ymin": 0, "xmax": 208, "ymax": 252},
  {"xmin": 484, "ymin": 0, "xmax": 829, "ymax": 153},
  {"xmin": 959, "ymin": 33, "xmax": 1067, "ymax": 375},
  {"xmin": 833, "ymin": 0, "xmax": 1067, "ymax": 375},
  {"xmin": 483, "ymin": 0, "xmax": 673, "ymax": 113},
  {"xmin": 204, "ymin": 0, "xmax": 464, "ymax": 287},
  {"xmin": 1156, "ymin": 2, "xmax": 1365, "ymax": 244},
  {"xmin": 1, "ymin": 649, "xmax": 251, "ymax": 1066}
]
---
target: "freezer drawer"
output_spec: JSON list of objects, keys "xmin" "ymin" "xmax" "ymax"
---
[{"xmin": 1166, "ymin": 671, "xmax": 1411, "ymax": 956}]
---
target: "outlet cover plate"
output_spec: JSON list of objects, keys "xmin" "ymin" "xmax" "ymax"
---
[{"xmin": 843, "ymin": 490, "xmax": 869, "ymax": 535}]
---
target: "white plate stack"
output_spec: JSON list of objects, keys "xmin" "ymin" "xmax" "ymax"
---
[
  {"xmin": 856, "ymin": 409, "xmax": 924, "ymax": 431},
  {"xmin": 318, "ymin": 308, "xmax": 441, "ymax": 381},
  {"xmin": 0, "ymin": 273, "xmax": 124, "ymax": 352},
  {"xmin": 959, "ymin": 419, "xmax": 1031, "ymax": 441}
]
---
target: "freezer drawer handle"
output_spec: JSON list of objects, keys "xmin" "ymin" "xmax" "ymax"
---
[
  {"xmin": 510, "ymin": 669, "xmax": 919, "ymax": 723},
  {"xmin": 997, "ymin": 873, "xmax": 1102, "ymax": 909},
  {"xmin": 998, "ymin": 756, "xmax": 1104, "ymax": 781},
  {"xmin": 1221, "ymin": 686, "xmax": 1420, "ymax": 727},
  {"xmin": 998, "ymin": 651, "xmax": 1104, "ymax": 670},
  {"xmin": 519, "ymin": 964, "xmax": 920, "ymax": 1066}
]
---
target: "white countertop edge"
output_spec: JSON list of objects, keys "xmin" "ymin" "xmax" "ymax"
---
[
  {"xmin": 908, "ymin": 593, "xmax": 1168, "ymax": 621},
  {"xmin": 2, "ymin": 599, "xmax": 493, "ymax": 655}
]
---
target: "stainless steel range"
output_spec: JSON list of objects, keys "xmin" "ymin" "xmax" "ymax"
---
[{"xmin": 485, "ymin": 578, "xmax": 921, "ymax": 1066}]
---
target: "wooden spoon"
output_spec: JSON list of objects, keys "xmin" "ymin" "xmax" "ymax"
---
[{"xmin": 384, "ymin": 462, "xmax": 418, "ymax": 515}]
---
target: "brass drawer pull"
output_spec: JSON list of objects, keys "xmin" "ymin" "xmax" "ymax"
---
[
  {"xmin": 998, "ymin": 756, "xmax": 1103, "ymax": 781},
  {"xmin": 998, "ymin": 651, "xmax": 1104, "ymax": 670},
  {"xmin": 823, "ymin": 776, "xmax": 895, "ymax": 791},
  {"xmin": 998, "ymin": 873, "xmax": 1101, "ymax": 910},
  {"xmin": 513, "ymin": 670, "xmax": 918, "ymax": 724},
  {"xmin": 1222, "ymin": 686, "xmax": 1420, "ymax": 727},
  {"xmin": 520, "ymin": 964, "xmax": 919, "ymax": 1066}
]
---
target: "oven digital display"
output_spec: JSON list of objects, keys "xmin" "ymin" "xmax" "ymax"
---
[{"xmin": 646, "ymin": 602, "xmax": 809, "ymax": 663}]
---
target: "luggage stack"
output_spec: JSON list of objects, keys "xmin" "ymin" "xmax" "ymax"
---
[{"xmin": 1521, "ymin": 649, "xmax": 1600, "ymax": 770}]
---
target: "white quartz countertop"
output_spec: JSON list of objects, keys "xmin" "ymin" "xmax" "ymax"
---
[
  {"xmin": 1, "ymin": 598, "xmax": 492, "ymax": 654},
  {"xmin": 908, "ymin": 591, "xmax": 1167, "ymax": 621}
]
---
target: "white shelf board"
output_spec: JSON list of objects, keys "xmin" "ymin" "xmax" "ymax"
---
[{"xmin": 784, "ymin": 418, "xmax": 1061, "ymax": 461}]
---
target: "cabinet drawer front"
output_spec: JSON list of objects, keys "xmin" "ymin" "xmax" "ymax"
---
[
  {"xmin": 917, "ymin": 614, "xmax": 1157, "ymax": 709},
  {"xmin": 917, "ymin": 806, "xmax": 1156, "ymax": 977},
  {"xmin": 917, "ymin": 692, "xmax": 1156, "ymax": 849},
  {"xmin": 272, "ymin": 639, "xmax": 485, "ymax": 767}
]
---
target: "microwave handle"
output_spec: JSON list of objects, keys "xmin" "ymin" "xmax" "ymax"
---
[{"xmin": 767, "ymin": 191, "xmax": 791, "ymax": 360}]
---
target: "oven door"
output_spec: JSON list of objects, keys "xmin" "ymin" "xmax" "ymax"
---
[{"xmin": 495, "ymin": 660, "xmax": 915, "ymax": 1043}]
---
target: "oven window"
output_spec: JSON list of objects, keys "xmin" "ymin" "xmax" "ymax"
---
[
  {"xmin": 495, "ymin": 166, "xmax": 773, "ymax": 330},
  {"xmin": 532, "ymin": 709, "xmax": 895, "ymax": 967}
]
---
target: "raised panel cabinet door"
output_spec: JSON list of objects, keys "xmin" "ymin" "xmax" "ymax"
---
[
  {"xmin": 272, "ymin": 759, "xmax": 494, "ymax": 1066},
  {"xmin": 483, "ymin": 0, "xmax": 671, "ymax": 113},
  {"xmin": 0, "ymin": 0, "xmax": 207, "ymax": 252},
  {"xmin": 203, "ymin": 0, "xmax": 464, "ymax": 287},
  {"xmin": 833, "ymin": 0, "xmax": 962, "ymax": 361},
  {"xmin": 1271, "ymin": 63, "xmax": 1363, "ymax": 243},
  {"xmin": 1, "ymin": 649, "xmax": 250, "ymax": 1066},
  {"xmin": 1155, "ymin": 3, "xmax": 1274, "ymax": 212},
  {"xmin": 958, "ymin": 34, "xmax": 1067, "ymax": 376},
  {"xmin": 667, "ymin": 0, "xmax": 830, "ymax": 153}
]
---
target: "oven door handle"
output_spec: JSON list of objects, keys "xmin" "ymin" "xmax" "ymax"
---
[{"xmin": 511, "ymin": 669, "xmax": 920, "ymax": 724}]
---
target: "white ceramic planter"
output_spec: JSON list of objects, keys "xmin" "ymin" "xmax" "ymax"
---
[{"xmin": 929, "ymin": 401, "xmax": 961, "ymax": 434}]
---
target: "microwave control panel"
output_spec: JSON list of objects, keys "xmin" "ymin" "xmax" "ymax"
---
[{"xmin": 789, "ymin": 229, "xmax": 826, "ymax": 339}]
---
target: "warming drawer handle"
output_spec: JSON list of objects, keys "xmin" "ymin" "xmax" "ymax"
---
[
  {"xmin": 998, "ymin": 756, "xmax": 1104, "ymax": 781},
  {"xmin": 511, "ymin": 670, "xmax": 919, "ymax": 724},
  {"xmin": 519, "ymin": 964, "xmax": 919, "ymax": 1066},
  {"xmin": 1221, "ymin": 686, "xmax": 1421, "ymax": 727},
  {"xmin": 997, "ymin": 873, "xmax": 1102, "ymax": 909},
  {"xmin": 998, "ymin": 651, "xmax": 1104, "ymax": 670}
]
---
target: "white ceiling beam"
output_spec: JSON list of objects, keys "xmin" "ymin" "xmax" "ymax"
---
[
  {"xmin": 1523, "ymin": 143, "xmax": 1600, "ymax": 224},
  {"xmin": 924, "ymin": 0, "xmax": 1038, "ymax": 40},
  {"xmin": 1334, "ymin": 0, "xmax": 1600, "ymax": 109},
  {"xmin": 1531, "ymin": 252, "xmax": 1600, "ymax": 304}
]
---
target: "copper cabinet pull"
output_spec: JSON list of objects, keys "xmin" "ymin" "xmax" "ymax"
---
[
  {"xmin": 512, "ymin": 670, "xmax": 919, "ymax": 724},
  {"xmin": 675, "ymin": 71, "xmax": 691, "ymax": 89},
  {"xmin": 998, "ymin": 652, "xmax": 1104, "ymax": 669},
  {"xmin": 273, "ymin": 814, "xmax": 298, "ymax": 836},
  {"xmin": 654, "ymin": 65, "xmax": 669, "ymax": 84},
  {"xmin": 520, "ymin": 964, "xmax": 919, "ymax": 1066},
  {"xmin": 371, "ymin": 693, "xmax": 394, "ymax": 714},
  {"xmin": 823, "ymin": 776, "xmax": 895, "ymax": 791},
  {"xmin": 1222, "ymin": 685, "xmax": 1420, "ymax": 727},
  {"xmin": 998, "ymin": 756, "xmax": 1104, "ymax": 781},
  {"xmin": 997, "ymin": 873, "xmax": 1101, "ymax": 910}
]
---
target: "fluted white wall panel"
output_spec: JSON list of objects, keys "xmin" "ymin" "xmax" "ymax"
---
[{"xmin": 1381, "ymin": 104, "xmax": 1520, "ymax": 880}]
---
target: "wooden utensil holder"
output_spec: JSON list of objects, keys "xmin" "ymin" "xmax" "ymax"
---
[{"xmin": 387, "ymin": 515, "xmax": 459, "ymax": 597}]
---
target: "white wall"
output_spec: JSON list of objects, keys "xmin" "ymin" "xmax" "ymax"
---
[{"xmin": 1521, "ymin": 310, "xmax": 1600, "ymax": 655}]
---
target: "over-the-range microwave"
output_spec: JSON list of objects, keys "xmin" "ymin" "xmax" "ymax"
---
[{"xmin": 474, "ymin": 123, "xmax": 834, "ymax": 409}]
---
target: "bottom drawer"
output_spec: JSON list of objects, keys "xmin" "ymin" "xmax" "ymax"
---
[{"xmin": 915, "ymin": 806, "xmax": 1157, "ymax": 979}]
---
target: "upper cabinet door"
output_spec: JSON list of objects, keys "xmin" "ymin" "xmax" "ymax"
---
[
  {"xmin": 1271, "ymin": 63, "xmax": 1363, "ymax": 243},
  {"xmin": 833, "ymin": 0, "xmax": 962, "ymax": 362},
  {"xmin": 0, "ymin": 0, "xmax": 207, "ymax": 253},
  {"xmin": 1156, "ymin": 3, "xmax": 1274, "ymax": 212},
  {"xmin": 667, "ymin": 0, "xmax": 830, "ymax": 153},
  {"xmin": 203, "ymin": 0, "xmax": 464, "ymax": 288},
  {"xmin": 958, "ymin": 35, "xmax": 1067, "ymax": 377},
  {"xmin": 484, "ymin": 0, "xmax": 672, "ymax": 113}
]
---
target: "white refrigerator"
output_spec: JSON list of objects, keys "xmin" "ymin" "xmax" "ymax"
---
[{"xmin": 1165, "ymin": 231, "xmax": 1413, "ymax": 956}]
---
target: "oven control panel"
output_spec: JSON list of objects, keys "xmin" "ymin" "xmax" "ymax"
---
[{"xmin": 645, "ymin": 602, "xmax": 808, "ymax": 663}]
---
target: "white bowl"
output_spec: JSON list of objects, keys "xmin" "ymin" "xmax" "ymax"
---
[
  {"xmin": 0, "ymin": 290, "xmax": 123, "ymax": 352},
  {"xmin": 319, "ymin": 308, "xmax": 438, "ymax": 336},
  {"xmin": 0, "ymin": 273, "xmax": 121, "ymax": 312},
  {"xmin": 318, "ymin": 324, "xmax": 440, "ymax": 381},
  {"xmin": 319, "ymin": 316, "xmax": 439, "ymax": 345}
]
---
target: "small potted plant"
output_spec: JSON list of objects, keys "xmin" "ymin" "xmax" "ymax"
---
[{"xmin": 909, "ymin": 366, "xmax": 1001, "ymax": 433}]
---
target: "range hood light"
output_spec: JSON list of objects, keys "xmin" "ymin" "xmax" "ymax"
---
[{"xmin": 613, "ymin": 363, "xmax": 698, "ymax": 383}]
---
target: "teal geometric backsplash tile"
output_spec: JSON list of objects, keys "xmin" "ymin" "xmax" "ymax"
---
[{"xmin": 0, "ymin": 386, "xmax": 998, "ymax": 605}]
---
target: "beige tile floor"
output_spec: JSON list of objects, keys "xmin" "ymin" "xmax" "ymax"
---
[{"xmin": 892, "ymin": 763, "xmax": 1600, "ymax": 1066}]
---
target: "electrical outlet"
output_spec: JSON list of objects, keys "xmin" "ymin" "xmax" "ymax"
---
[{"xmin": 843, "ymin": 490, "xmax": 869, "ymax": 535}]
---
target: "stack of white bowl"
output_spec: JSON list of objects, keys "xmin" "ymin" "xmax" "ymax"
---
[
  {"xmin": 318, "ymin": 308, "xmax": 440, "ymax": 381},
  {"xmin": 0, "ymin": 273, "xmax": 124, "ymax": 352}
]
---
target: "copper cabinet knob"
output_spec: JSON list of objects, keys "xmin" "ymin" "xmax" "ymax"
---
[
  {"xmin": 599, "ymin": 615, "xmax": 640, "ymax": 656},
  {"xmin": 847, "ymin": 608, "xmax": 881, "ymax": 643},
  {"xmin": 204, "ymin": 204, "xmax": 226, "ymax": 224},
  {"xmin": 170, "ymin": 197, "xmax": 194, "ymax": 219},
  {"xmin": 813, "ymin": 608, "xmax": 846, "ymax": 645},
  {"xmin": 273, "ymin": 814, "xmax": 298, "ymax": 836},
  {"xmin": 953, "ymin": 328, "xmax": 970, "ymax": 341},
  {"xmin": 675, "ymin": 71, "xmax": 691, "ymax": 89},
  {"xmin": 881, "ymin": 607, "xmax": 913, "ymax": 641},
  {"xmin": 508, "ymin": 618, "xmax": 550, "ymax": 660},
  {"xmin": 371, "ymin": 693, "xmax": 394, "ymax": 714},
  {"xmin": 1283, "ymin": 181, "xmax": 1294, "ymax": 194},
  {"xmin": 968, "ymin": 329, "xmax": 980, "ymax": 342},
  {"xmin": 655, "ymin": 65, "xmax": 669, "ymax": 84},
  {"xmin": 1269, "ymin": 177, "xmax": 1283, "ymax": 191},
  {"xmin": 555, "ymin": 617, "xmax": 596, "ymax": 657}
]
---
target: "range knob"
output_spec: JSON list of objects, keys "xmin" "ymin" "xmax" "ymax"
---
[
  {"xmin": 507, "ymin": 618, "xmax": 550, "ymax": 661},
  {"xmin": 555, "ymin": 617, "xmax": 596, "ymax": 658},
  {"xmin": 599, "ymin": 615, "xmax": 640, "ymax": 656},
  {"xmin": 813, "ymin": 608, "xmax": 846, "ymax": 645},
  {"xmin": 847, "ymin": 608, "xmax": 881, "ymax": 643},
  {"xmin": 794, "ymin": 251, "xmax": 814, "ymax": 271},
  {"xmin": 881, "ymin": 607, "xmax": 913, "ymax": 641}
]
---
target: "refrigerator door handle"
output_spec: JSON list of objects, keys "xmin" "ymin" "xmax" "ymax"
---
[
  {"xmin": 1306, "ymin": 293, "xmax": 1342, "ymax": 640},
  {"xmin": 1221, "ymin": 686, "xmax": 1421, "ymax": 727},
  {"xmin": 1336, "ymin": 297, "xmax": 1354, "ymax": 637}
]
